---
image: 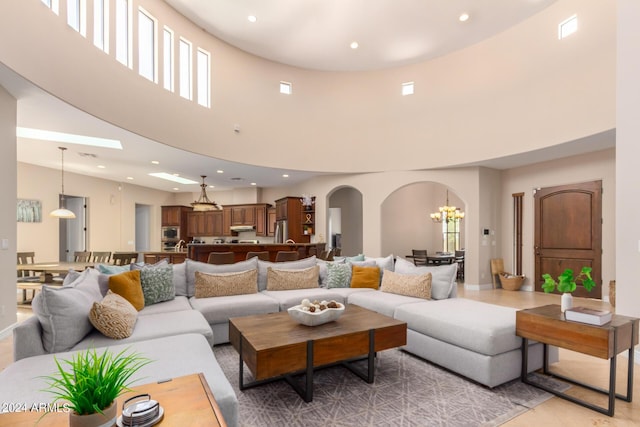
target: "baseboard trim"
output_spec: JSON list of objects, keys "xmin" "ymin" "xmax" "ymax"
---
[{"xmin": 463, "ymin": 283, "xmax": 494, "ymax": 291}]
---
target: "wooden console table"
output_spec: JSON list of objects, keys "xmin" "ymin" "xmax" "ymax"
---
[
  {"xmin": 516, "ymin": 304, "xmax": 638, "ymax": 416},
  {"xmin": 0, "ymin": 373, "xmax": 226, "ymax": 426}
]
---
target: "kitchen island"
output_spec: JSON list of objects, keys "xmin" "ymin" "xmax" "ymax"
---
[{"xmin": 188, "ymin": 243, "xmax": 325, "ymax": 263}]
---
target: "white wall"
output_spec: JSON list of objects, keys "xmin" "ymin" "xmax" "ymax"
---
[
  {"xmin": 616, "ymin": 1, "xmax": 640, "ymax": 325},
  {"xmin": 0, "ymin": 86, "xmax": 17, "ymax": 333},
  {"xmin": 0, "ymin": 0, "xmax": 616, "ymax": 172}
]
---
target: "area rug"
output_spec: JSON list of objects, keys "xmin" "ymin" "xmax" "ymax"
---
[{"xmin": 213, "ymin": 345, "xmax": 567, "ymax": 427}]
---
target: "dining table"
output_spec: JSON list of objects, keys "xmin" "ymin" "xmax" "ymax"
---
[
  {"xmin": 426, "ymin": 255, "xmax": 455, "ymax": 265},
  {"xmin": 17, "ymin": 261, "xmax": 95, "ymax": 283}
]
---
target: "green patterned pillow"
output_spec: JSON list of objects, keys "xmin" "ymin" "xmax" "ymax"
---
[
  {"xmin": 326, "ymin": 262, "xmax": 352, "ymax": 288},
  {"xmin": 133, "ymin": 264, "xmax": 175, "ymax": 306}
]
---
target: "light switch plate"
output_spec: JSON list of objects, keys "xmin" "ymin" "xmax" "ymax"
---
[{"xmin": 1, "ymin": 239, "xmax": 8, "ymax": 250}]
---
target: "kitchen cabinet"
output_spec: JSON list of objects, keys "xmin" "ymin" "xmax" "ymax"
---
[
  {"xmin": 231, "ymin": 206, "xmax": 255, "ymax": 226},
  {"xmin": 211, "ymin": 211, "xmax": 223, "ymax": 236},
  {"xmin": 267, "ymin": 207, "xmax": 277, "ymax": 237},
  {"xmin": 274, "ymin": 197, "xmax": 312, "ymax": 243},
  {"xmin": 222, "ymin": 208, "xmax": 232, "ymax": 235},
  {"xmin": 187, "ymin": 211, "xmax": 223, "ymax": 237},
  {"xmin": 161, "ymin": 205, "xmax": 192, "ymax": 243}
]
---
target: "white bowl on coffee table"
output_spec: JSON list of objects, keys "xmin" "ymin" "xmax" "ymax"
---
[{"xmin": 287, "ymin": 303, "xmax": 345, "ymax": 326}]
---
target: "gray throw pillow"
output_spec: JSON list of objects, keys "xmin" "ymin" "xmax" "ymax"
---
[{"xmin": 32, "ymin": 268, "xmax": 103, "ymax": 353}]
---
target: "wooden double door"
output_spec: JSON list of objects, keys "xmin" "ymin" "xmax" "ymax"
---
[{"xmin": 534, "ymin": 181, "xmax": 602, "ymax": 298}]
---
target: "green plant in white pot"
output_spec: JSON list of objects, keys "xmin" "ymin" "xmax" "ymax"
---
[
  {"xmin": 542, "ymin": 266, "xmax": 596, "ymax": 312},
  {"xmin": 42, "ymin": 347, "xmax": 150, "ymax": 427}
]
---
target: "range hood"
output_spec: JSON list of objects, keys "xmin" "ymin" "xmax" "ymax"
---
[{"xmin": 229, "ymin": 225, "xmax": 255, "ymax": 232}]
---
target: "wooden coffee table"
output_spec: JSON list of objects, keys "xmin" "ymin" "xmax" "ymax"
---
[
  {"xmin": 229, "ymin": 304, "xmax": 407, "ymax": 402},
  {"xmin": 516, "ymin": 304, "xmax": 638, "ymax": 416}
]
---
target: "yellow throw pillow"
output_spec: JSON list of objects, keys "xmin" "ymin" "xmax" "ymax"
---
[
  {"xmin": 266, "ymin": 265, "xmax": 320, "ymax": 291},
  {"xmin": 194, "ymin": 269, "xmax": 258, "ymax": 298},
  {"xmin": 89, "ymin": 291, "xmax": 138, "ymax": 339},
  {"xmin": 380, "ymin": 269, "xmax": 432, "ymax": 299},
  {"xmin": 350, "ymin": 265, "xmax": 380, "ymax": 289},
  {"xmin": 108, "ymin": 270, "xmax": 144, "ymax": 311}
]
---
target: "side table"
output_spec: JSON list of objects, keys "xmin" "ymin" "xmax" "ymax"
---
[{"xmin": 516, "ymin": 304, "xmax": 638, "ymax": 416}]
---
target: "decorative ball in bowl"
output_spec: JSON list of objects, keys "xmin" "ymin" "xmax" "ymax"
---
[{"xmin": 287, "ymin": 299, "xmax": 345, "ymax": 326}]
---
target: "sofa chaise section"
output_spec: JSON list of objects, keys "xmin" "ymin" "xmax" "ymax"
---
[{"xmin": 0, "ymin": 333, "xmax": 238, "ymax": 427}]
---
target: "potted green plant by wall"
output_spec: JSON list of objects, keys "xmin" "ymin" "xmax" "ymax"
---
[
  {"xmin": 542, "ymin": 266, "xmax": 596, "ymax": 312},
  {"xmin": 42, "ymin": 347, "xmax": 150, "ymax": 427}
]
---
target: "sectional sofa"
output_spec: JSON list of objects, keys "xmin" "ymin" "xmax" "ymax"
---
[{"xmin": 0, "ymin": 254, "xmax": 548, "ymax": 426}]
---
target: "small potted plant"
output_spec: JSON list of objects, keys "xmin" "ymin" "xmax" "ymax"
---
[
  {"xmin": 42, "ymin": 347, "xmax": 150, "ymax": 427},
  {"xmin": 542, "ymin": 266, "xmax": 596, "ymax": 312}
]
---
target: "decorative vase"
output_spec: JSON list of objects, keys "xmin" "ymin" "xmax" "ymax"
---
[
  {"xmin": 561, "ymin": 292, "xmax": 573, "ymax": 313},
  {"xmin": 69, "ymin": 401, "xmax": 117, "ymax": 427}
]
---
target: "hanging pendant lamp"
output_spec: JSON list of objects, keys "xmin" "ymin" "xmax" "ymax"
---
[
  {"xmin": 50, "ymin": 147, "xmax": 76, "ymax": 219},
  {"xmin": 191, "ymin": 175, "xmax": 221, "ymax": 211}
]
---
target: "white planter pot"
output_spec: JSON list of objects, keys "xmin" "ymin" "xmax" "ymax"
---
[{"xmin": 561, "ymin": 292, "xmax": 573, "ymax": 313}]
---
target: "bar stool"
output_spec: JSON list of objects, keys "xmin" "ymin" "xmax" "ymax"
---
[
  {"xmin": 275, "ymin": 251, "xmax": 299, "ymax": 262},
  {"xmin": 208, "ymin": 252, "xmax": 236, "ymax": 264},
  {"xmin": 246, "ymin": 251, "xmax": 270, "ymax": 261}
]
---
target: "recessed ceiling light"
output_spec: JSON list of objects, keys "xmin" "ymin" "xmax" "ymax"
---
[
  {"xmin": 250, "ymin": 182, "xmax": 257, "ymax": 186},
  {"xmin": 126, "ymin": 176, "xmax": 134, "ymax": 180},
  {"xmin": 350, "ymin": 41, "xmax": 359, "ymax": 49},
  {"xmin": 459, "ymin": 13, "xmax": 470, "ymax": 22},
  {"xmin": 97, "ymin": 165, "xmax": 106, "ymax": 169},
  {"xmin": 151, "ymin": 160, "xmax": 159, "ymax": 165},
  {"xmin": 16, "ymin": 127, "xmax": 123, "ymax": 149},
  {"xmin": 282, "ymin": 174, "xmax": 289, "ymax": 178},
  {"xmin": 217, "ymin": 170, "xmax": 224, "ymax": 174},
  {"xmin": 173, "ymin": 187, "xmax": 179, "ymax": 191},
  {"xmin": 208, "ymin": 185, "xmax": 215, "ymax": 188},
  {"xmin": 247, "ymin": 15, "xmax": 257, "ymax": 23},
  {"xmin": 148, "ymin": 172, "xmax": 199, "ymax": 184}
]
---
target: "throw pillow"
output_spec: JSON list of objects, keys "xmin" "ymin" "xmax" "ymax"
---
[
  {"xmin": 394, "ymin": 257, "xmax": 457, "ymax": 300},
  {"xmin": 89, "ymin": 291, "xmax": 138, "ymax": 339},
  {"xmin": 194, "ymin": 269, "xmax": 258, "ymax": 298},
  {"xmin": 32, "ymin": 268, "xmax": 103, "ymax": 353},
  {"xmin": 96, "ymin": 263, "xmax": 131, "ymax": 275},
  {"xmin": 350, "ymin": 265, "xmax": 381, "ymax": 289},
  {"xmin": 266, "ymin": 265, "xmax": 320, "ymax": 291},
  {"xmin": 132, "ymin": 263, "xmax": 175, "ymax": 306},
  {"xmin": 326, "ymin": 262, "xmax": 352, "ymax": 288},
  {"xmin": 380, "ymin": 269, "xmax": 432, "ymax": 299},
  {"xmin": 346, "ymin": 254, "xmax": 365, "ymax": 262},
  {"xmin": 257, "ymin": 256, "xmax": 317, "ymax": 291},
  {"xmin": 108, "ymin": 270, "xmax": 145, "ymax": 311},
  {"xmin": 186, "ymin": 257, "xmax": 258, "ymax": 296}
]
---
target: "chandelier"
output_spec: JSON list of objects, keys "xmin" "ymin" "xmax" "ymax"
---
[
  {"xmin": 191, "ymin": 175, "xmax": 221, "ymax": 211},
  {"xmin": 430, "ymin": 190, "xmax": 464, "ymax": 223},
  {"xmin": 50, "ymin": 147, "xmax": 76, "ymax": 219}
]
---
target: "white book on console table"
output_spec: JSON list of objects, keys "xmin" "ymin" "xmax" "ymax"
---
[{"xmin": 564, "ymin": 306, "xmax": 612, "ymax": 326}]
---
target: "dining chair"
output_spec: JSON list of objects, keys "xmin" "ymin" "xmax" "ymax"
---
[
  {"xmin": 411, "ymin": 249, "xmax": 428, "ymax": 266},
  {"xmin": 112, "ymin": 252, "xmax": 138, "ymax": 266},
  {"xmin": 455, "ymin": 250, "xmax": 465, "ymax": 280},
  {"xmin": 275, "ymin": 251, "xmax": 299, "ymax": 262},
  {"xmin": 92, "ymin": 251, "xmax": 112, "ymax": 263},
  {"xmin": 208, "ymin": 252, "xmax": 236, "ymax": 265},
  {"xmin": 73, "ymin": 251, "xmax": 92, "ymax": 262},
  {"xmin": 17, "ymin": 251, "xmax": 39, "ymax": 302},
  {"xmin": 246, "ymin": 251, "xmax": 270, "ymax": 261},
  {"xmin": 333, "ymin": 248, "xmax": 341, "ymax": 257}
]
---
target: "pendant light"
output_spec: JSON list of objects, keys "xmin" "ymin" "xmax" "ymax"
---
[
  {"xmin": 50, "ymin": 146, "xmax": 76, "ymax": 219},
  {"xmin": 191, "ymin": 175, "xmax": 221, "ymax": 211}
]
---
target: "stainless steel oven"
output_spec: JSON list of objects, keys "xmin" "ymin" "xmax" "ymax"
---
[{"xmin": 161, "ymin": 226, "xmax": 179, "ymax": 241}]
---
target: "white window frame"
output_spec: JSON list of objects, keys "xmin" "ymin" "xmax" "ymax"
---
[
  {"xmin": 558, "ymin": 15, "xmax": 578, "ymax": 40},
  {"xmin": 41, "ymin": 0, "xmax": 60, "ymax": 15},
  {"xmin": 115, "ymin": 0, "xmax": 132, "ymax": 68},
  {"xmin": 402, "ymin": 82, "xmax": 415, "ymax": 96},
  {"xmin": 279, "ymin": 81, "xmax": 292, "ymax": 95},
  {"xmin": 138, "ymin": 7, "xmax": 157, "ymax": 83},
  {"xmin": 67, "ymin": 0, "xmax": 87, "ymax": 37},
  {"xmin": 197, "ymin": 48, "xmax": 211, "ymax": 108},
  {"xmin": 163, "ymin": 27, "xmax": 174, "ymax": 92},
  {"xmin": 93, "ymin": 0, "xmax": 109, "ymax": 53},
  {"xmin": 179, "ymin": 37, "xmax": 193, "ymax": 100}
]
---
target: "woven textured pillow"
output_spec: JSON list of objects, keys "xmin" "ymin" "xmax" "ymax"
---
[
  {"xmin": 266, "ymin": 265, "xmax": 320, "ymax": 291},
  {"xmin": 89, "ymin": 291, "xmax": 138, "ymax": 339},
  {"xmin": 194, "ymin": 269, "xmax": 258, "ymax": 298},
  {"xmin": 108, "ymin": 270, "xmax": 145, "ymax": 311},
  {"xmin": 380, "ymin": 269, "xmax": 432, "ymax": 299},
  {"xmin": 326, "ymin": 262, "xmax": 352, "ymax": 288},
  {"xmin": 350, "ymin": 265, "xmax": 381, "ymax": 289}
]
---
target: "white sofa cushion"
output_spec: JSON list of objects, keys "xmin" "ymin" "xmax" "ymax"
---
[
  {"xmin": 189, "ymin": 293, "xmax": 280, "ymax": 325},
  {"xmin": 347, "ymin": 290, "xmax": 424, "ymax": 318},
  {"xmin": 260, "ymin": 288, "xmax": 346, "ymax": 311}
]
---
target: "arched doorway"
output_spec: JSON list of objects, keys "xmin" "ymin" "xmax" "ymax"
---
[{"xmin": 327, "ymin": 186, "xmax": 363, "ymax": 256}]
